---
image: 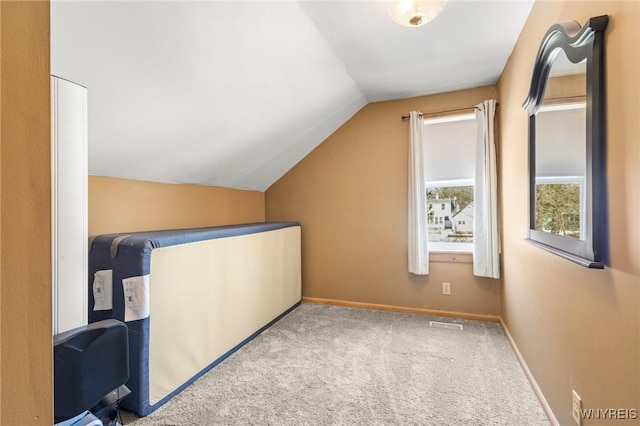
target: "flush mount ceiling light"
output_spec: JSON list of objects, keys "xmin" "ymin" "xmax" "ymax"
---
[{"xmin": 388, "ymin": 0, "xmax": 448, "ymax": 27}]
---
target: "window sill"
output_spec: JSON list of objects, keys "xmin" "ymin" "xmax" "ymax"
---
[{"xmin": 428, "ymin": 251, "xmax": 473, "ymax": 263}]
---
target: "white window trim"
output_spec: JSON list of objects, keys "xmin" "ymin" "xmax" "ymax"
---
[
  {"xmin": 429, "ymin": 243, "xmax": 473, "ymax": 254},
  {"xmin": 424, "ymin": 114, "xmax": 476, "ymax": 257},
  {"xmin": 538, "ymin": 102, "xmax": 586, "ymax": 114},
  {"xmin": 424, "ymin": 113, "xmax": 475, "ymax": 125},
  {"xmin": 426, "ymin": 178, "xmax": 474, "ymax": 187}
]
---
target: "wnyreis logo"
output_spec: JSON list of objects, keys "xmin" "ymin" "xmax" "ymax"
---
[{"xmin": 581, "ymin": 408, "xmax": 638, "ymax": 420}]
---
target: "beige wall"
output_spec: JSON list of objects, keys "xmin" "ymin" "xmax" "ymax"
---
[
  {"xmin": 266, "ymin": 85, "xmax": 501, "ymax": 316},
  {"xmin": 0, "ymin": 1, "xmax": 52, "ymax": 423},
  {"xmin": 498, "ymin": 1, "xmax": 639, "ymax": 424},
  {"xmin": 88, "ymin": 176, "xmax": 265, "ymax": 235},
  {"xmin": 5, "ymin": 1, "xmax": 635, "ymax": 424}
]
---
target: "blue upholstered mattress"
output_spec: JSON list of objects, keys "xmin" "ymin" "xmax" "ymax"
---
[{"xmin": 88, "ymin": 222, "xmax": 301, "ymax": 416}]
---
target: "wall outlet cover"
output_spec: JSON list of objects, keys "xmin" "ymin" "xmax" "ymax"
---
[{"xmin": 572, "ymin": 389, "xmax": 582, "ymax": 425}]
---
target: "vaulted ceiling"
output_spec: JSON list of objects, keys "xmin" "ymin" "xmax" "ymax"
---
[{"xmin": 51, "ymin": 0, "xmax": 533, "ymax": 191}]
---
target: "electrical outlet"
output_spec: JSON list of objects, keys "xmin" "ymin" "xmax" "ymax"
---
[
  {"xmin": 572, "ymin": 389, "xmax": 582, "ymax": 425},
  {"xmin": 442, "ymin": 282, "xmax": 451, "ymax": 295}
]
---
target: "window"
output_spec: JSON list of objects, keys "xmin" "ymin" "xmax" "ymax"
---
[
  {"xmin": 423, "ymin": 114, "xmax": 477, "ymax": 252},
  {"xmin": 535, "ymin": 103, "xmax": 586, "ymax": 241}
]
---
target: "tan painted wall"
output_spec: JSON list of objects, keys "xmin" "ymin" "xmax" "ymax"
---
[
  {"xmin": 89, "ymin": 176, "xmax": 265, "ymax": 236},
  {"xmin": 498, "ymin": 1, "xmax": 639, "ymax": 424},
  {"xmin": 266, "ymin": 85, "xmax": 501, "ymax": 316},
  {"xmin": 0, "ymin": 1, "xmax": 52, "ymax": 423}
]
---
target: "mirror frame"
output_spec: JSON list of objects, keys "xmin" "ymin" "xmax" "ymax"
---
[{"xmin": 523, "ymin": 15, "xmax": 609, "ymax": 268}]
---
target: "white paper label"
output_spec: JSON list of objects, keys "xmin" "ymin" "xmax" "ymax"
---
[
  {"xmin": 92, "ymin": 269, "xmax": 113, "ymax": 311},
  {"xmin": 122, "ymin": 275, "xmax": 150, "ymax": 322}
]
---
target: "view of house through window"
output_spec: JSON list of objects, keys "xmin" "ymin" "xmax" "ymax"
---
[
  {"xmin": 427, "ymin": 185, "xmax": 474, "ymax": 243},
  {"xmin": 423, "ymin": 113, "xmax": 476, "ymax": 252}
]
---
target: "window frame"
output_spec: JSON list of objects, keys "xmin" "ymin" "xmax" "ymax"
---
[
  {"xmin": 425, "ymin": 178, "xmax": 474, "ymax": 254},
  {"xmin": 422, "ymin": 112, "xmax": 477, "ymax": 257}
]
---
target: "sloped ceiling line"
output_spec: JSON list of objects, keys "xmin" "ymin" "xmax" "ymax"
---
[{"xmin": 51, "ymin": 0, "xmax": 533, "ymax": 191}]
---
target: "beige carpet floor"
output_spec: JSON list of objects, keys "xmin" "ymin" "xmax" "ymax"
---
[{"xmin": 120, "ymin": 302, "xmax": 549, "ymax": 425}]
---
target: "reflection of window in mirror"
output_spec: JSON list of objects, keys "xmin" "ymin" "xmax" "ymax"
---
[
  {"xmin": 535, "ymin": 102, "xmax": 586, "ymax": 240},
  {"xmin": 523, "ymin": 15, "xmax": 608, "ymax": 268},
  {"xmin": 534, "ymin": 49, "xmax": 587, "ymax": 241}
]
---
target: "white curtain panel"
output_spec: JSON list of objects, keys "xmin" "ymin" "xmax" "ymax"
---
[
  {"xmin": 408, "ymin": 111, "xmax": 429, "ymax": 275},
  {"xmin": 473, "ymin": 100, "xmax": 500, "ymax": 278}
]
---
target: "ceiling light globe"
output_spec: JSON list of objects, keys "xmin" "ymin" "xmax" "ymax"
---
[{"xmin": 388, "ymin": 0, "xmax": 448, "ymax": 27}]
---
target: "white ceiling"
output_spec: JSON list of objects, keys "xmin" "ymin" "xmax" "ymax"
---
[{"xmin": 51, "ymin": 0, "xmax": 533, "ymax": 191}]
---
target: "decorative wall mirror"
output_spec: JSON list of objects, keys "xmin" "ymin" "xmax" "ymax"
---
[{"xmin": 523, "ymin": 15, "xmax": 609, "ymax": 268}]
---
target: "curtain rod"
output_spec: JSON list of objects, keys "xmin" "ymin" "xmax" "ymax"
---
[{"xmin": 401, "ymin": 103, "xmax": 499, "ymax": 121}]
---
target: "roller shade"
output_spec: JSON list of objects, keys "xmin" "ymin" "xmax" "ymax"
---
[
  {"xmin": 423, "ymin": 115, "xmax": 476, "ymax": 182},
  {"xmin": 535, "ymin": 104, "xmax": 586, "ymax": 177}
]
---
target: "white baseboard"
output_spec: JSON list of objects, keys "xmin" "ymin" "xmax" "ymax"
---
[{"xmin": 500, "ymin": 318, "xmax": 559, "ymax": 426}]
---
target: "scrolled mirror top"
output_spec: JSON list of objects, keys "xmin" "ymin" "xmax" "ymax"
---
[
  {"xmin": 524, "ymin": 14, "xmax": 609, "ymax": 268},
  {"xmin": 523, "ymin": 16, "xmax": 609, "ymax": 115}
]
